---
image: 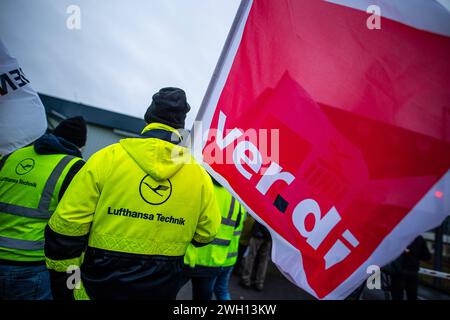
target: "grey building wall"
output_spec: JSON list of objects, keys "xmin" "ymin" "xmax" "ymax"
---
[
  {"xmin": 47, "ymin": 115, "xmax": 140, "ymax": 159},
  {"xmin": 83, "ymin": 124, "xmax": 126, "ymax": 159},
  {"xmin": 42, "ymin": 93, "xmax": 145, "ymax": 159}
]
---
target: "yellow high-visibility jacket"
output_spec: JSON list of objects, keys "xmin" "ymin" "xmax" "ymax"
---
[
  {"xmin": 0, "ymin": 139, "xmax": 83, "ymax": 262},
  {"xmin": 45, "ymin": 123, "xmax": 221, "ymax": 300},
  {"xmin": 184, "ymin": 185, "xmax": 246, "ymax": 268}
]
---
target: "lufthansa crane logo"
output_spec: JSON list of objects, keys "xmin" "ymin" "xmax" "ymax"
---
[
  {"xmin": 139, "ymin": 175, "xmax": 172, "ymax": 205},
  {"xmin": 15, "ymin": 158, "xmax": 35, "ymax": 175}
]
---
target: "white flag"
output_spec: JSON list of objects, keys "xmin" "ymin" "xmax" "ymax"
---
[{"xmin": 0, "ymin": 38, "xmax": 47, "ymax": 156}]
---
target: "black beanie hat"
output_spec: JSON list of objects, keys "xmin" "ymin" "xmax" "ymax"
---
[
  {"xmin": 144, "ymin": 87, "xmax": 191, "ymax": 129},
  {"xmin": 53, "ymin": 116, "xmax": 87, "ymax": 148}
]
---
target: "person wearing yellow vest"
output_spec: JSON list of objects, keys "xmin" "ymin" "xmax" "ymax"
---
[
  {"xmin": 182, "ymin": 177, "xmax": 246, "ymax": 300},
  {"xmin": 44, "ymin": 87, "xmax": 221, "ymax": 300},
  {"xmin": 0, "ymin": 116, "xmax": 87, "ymax": 300}
]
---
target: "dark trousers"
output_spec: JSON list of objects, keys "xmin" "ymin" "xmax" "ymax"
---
[
  {"xmin": 80, "ymin": 249, "xmax": 184, "ymax": 300},
  {"xmin": 191, "ymin": 277, "xmax": 217, "ymax": 300},
  {"xmin": 214, "ymin": 266, "xmax": 233, "ymax": 300},
  {"xmin": 390, "ymin": 273, "xmax": 419, "ymax": 300},
  {"xmin": 233, "ymin": 244, "xmax": 248, "ymax": 275},
  {"xmin": 180, "ymin": 266, "xmax": 221, "ymax": 301},
  {"xmin": 241, "ymin": 237, "xmax": 271, "ymax": 287},
  {"xmin": 0, "ymin": 264, "xmax": 52, "ymax": 300}
]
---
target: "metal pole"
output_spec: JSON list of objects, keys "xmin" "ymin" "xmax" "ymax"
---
[
  {"xmin": 192, "ymin": 0, "xmax": 252, "ymax": 126},
  {"xmin": 433, "ymin": 224, "xmax": 444, "ymax": 287}
]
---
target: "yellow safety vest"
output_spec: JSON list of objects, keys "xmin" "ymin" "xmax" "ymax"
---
[
  {"xmin": 184, "ymin": 185, "xmax": 245, "ymax": 268},
  {"xmin": 224, "ymin": 205, "xmax": 246, "ymax": 266},
  {"xmin": 0, "ymin": 146, "xmax": 81, "ymax": 261}
]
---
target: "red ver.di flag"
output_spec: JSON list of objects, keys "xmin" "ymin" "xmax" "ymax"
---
[{"xmin": 194, "ymin": 0, "xmax": 450, "ymax": 299}]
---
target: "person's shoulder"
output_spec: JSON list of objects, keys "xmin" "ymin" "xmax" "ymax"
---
[
  {"xmin": 193, "ymin": 162, "xmax": 212, "ymax": 181},
  {"xmin": 85, "ymin": 143, "xmax": 123, "ymax": 165},
  {"xmin": 180, "ymin": 154, "xmax": 203, "ymax": 171},
  {"xmin": 92, "ymin": 143, "xmax": 121, "ymax": 156},
  {"xmin": 183, "ymin": 159, "xmax": 214, "ymax": 185}
]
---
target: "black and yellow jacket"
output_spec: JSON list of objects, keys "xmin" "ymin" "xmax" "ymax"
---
[{"xmin": 44, "ymin": 123, "xmax": 221, "ymax": 300}]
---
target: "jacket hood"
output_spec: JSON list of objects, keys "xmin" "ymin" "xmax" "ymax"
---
[
  {"xmin": 34, "ymin": 134, "xmax": 82, "ymax": 157},
  {"xmin": 120, "ymin": 123, "xmax": 191, "ymax": 181}
]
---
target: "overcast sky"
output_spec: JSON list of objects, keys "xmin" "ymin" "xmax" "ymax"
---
[{"xmin": 0, "ymin": 0, "xmax": 240, "ymax": 128}]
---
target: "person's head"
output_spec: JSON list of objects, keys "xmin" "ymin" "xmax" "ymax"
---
[
  {"xmin": 144, "ymin": 87, "xmax": 191, "ymax": 129},
  {"xmin": 53, "ymin": 116, "xmax": 87, "ymax": 149}
]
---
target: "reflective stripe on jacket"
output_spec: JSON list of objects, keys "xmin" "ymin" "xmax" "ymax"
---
[{"xmin": 224, "ymin": 204, "xmax": 246, "ymax": 266}]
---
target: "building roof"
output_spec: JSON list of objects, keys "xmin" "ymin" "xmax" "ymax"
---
[{"xmin": 39, "ymin": 93, "xmax": 146, "ymax": 135}]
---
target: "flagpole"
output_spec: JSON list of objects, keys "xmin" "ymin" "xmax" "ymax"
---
[{"xmin": 192, "ymin": 0, "xmax": 252, "ymax": 128}]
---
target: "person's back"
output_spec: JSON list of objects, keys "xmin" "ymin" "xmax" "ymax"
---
[
  {"xmin": 45, "ymin": 88, "xmax": 221, "ymax": 300},
  {"xmin": 182, "ymin": 181, "xmax": 245, "ymax": 300},
  {"xmin": 400, "ymin": 235, "xmax": 431, "ymax": 274},
  {"xmin": 240, "ymin": 221, "xmax": 272, "ymax": 291},
  {"xmin": 251, "ymin": 221, "xmax": 270, "ymax": 240},
  {"xmin": 0, "ymin": 117, "xmax": 86, "ymax": 300},
  {"xmin": 389, "ymin": 235, "xmax": 431, "ymax": 300}
]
